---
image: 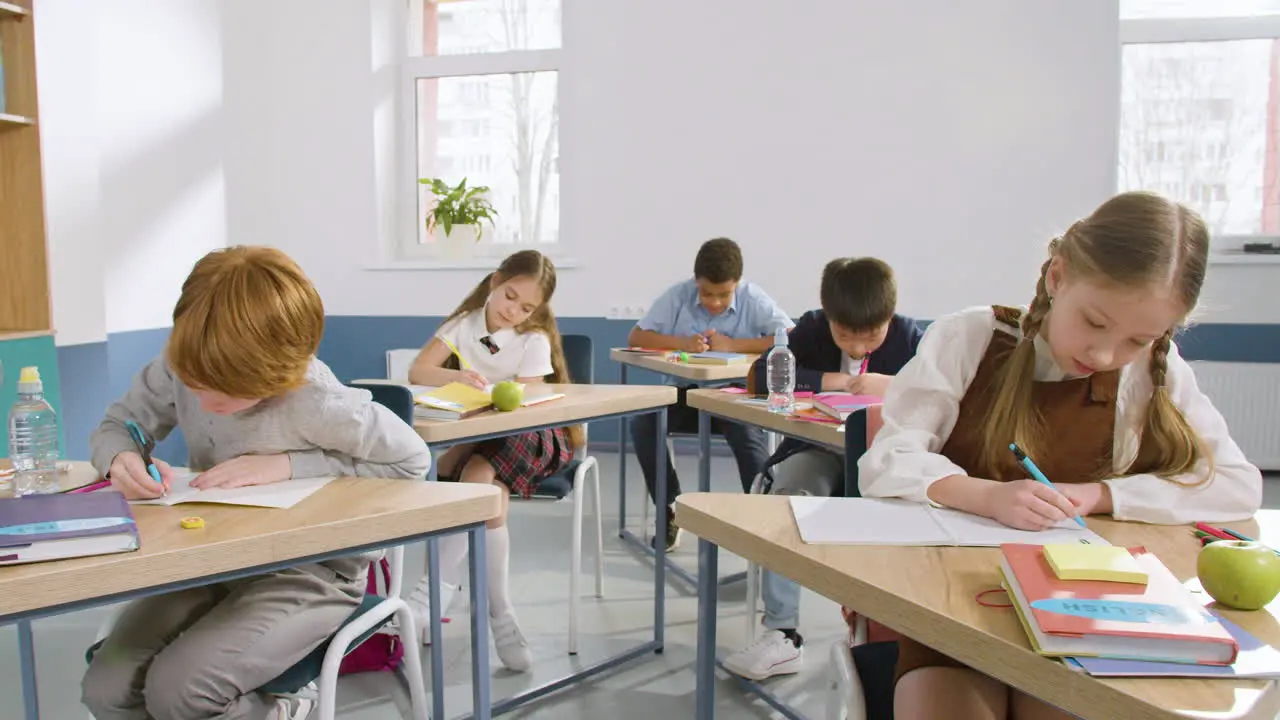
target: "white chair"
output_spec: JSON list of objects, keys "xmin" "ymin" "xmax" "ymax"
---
[
  {"xmin": 828, "ymin": 616, "xmax": 868, "ymax": 720},
  {"xmin": 87, "ymin": 544, "xmax": 429, "ymax": 720},
  {"xmin": 386, "ymin": 348, "xmax": 420, "ymax": 383},
  {"xmin": 387, "ymin": 339, "xmax": 606, "ymax": 655}
]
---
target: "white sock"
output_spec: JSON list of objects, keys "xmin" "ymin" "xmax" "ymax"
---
[
  {"xmin": 436, "ymin": 533, "xmax": 469, "ymax": 589},
  {"xmin": 486, "ymin": 525, "xmax": 513, "ymax": 617}
]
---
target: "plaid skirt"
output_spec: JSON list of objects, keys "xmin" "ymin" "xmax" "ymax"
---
[{"xmin": 450, "ymin": 428, "xmax": 573, "ymax": 498}]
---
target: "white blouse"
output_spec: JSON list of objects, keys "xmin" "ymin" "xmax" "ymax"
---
[
  {"xmin": 435, "ymin": 309, "xmax": 554, "ymax": 384},
  {"xmin": 857, "ymin": 306, "xmax": 1262, "ymax": 525}
]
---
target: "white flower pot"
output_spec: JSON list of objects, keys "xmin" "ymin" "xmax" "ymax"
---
[{"xmin": 432, "ymin": 223, "xmax": 481, "ymax": 260}]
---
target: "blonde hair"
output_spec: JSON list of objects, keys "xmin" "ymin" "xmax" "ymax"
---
[
  {"xmin": 980, "ymin": 191, "xmax": 1210, "ymax": 483},
  {"xmin": 168, "ymin": 246, "xmax": 324, "ymax": 399},
  {"xmin": 444, "ymin": 250, "xmax": 583, "ymax": 449}
]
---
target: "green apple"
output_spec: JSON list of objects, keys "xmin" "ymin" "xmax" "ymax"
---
[
  {"xmin": 1197, "ymin": 540, "xmax": 1280, "ymax": 611},
  {"xmin": 491, "ymin": 381, "xmax": 524, "ymax": 412}
]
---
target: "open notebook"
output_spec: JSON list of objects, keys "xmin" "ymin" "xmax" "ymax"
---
[
  {"xmin": 130, "ymin": 469, "xmax": 335, "ymax": 509},
  {"xmin": 789, "ymin": 496, "xmax": 1108, "ymax": 547}
]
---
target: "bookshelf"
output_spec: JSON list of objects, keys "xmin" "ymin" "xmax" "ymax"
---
[{"xmin": 0, "ymin": 0, "xmax": 52, "ymax": 337}]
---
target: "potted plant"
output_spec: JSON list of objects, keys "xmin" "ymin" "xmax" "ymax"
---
[{"xmin": 418, "ymin": 177, "xmax": 498, "ymax": 257}]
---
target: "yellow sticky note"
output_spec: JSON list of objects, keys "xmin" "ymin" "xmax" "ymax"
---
[{"xmin": 1043, "ymin": 544, "xmax": 1148, "ymax": 585}]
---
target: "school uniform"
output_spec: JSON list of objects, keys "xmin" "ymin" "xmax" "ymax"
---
[
  {"xmin": 435, "ymin": 308, "xmax": 573, "ymax": 497},
  {"xmin": 744, "ymin": 311, "xmax": 921, "ymax": 633},
  {"xmin": 858, "ymin": 305, "xmax": 1262, "ymax": 686},
  {"xmin": 631, "ymin": 278, "xmax": 794, "ymax": 512},
  {"xmin": 83, "ymin": 357, "xmax": 432, "ymax": 720}
]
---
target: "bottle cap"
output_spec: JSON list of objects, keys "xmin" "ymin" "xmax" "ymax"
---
[
  {"xmin": 774, "ymin": 328, "xmax": 788, "ymax": 346},
  {"xmin": 17, "ymin": 366, "xmax": 42, "ymax": 394}
]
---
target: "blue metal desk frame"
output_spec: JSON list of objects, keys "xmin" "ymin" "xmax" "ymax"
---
[
  {"xmin": 11, "ymin": 520, "xmax": 494, "ymax": 720},
  {"xmin": 616, "ymin": 361, "xmax": 749, "ymax": 591},
  {"xmin": 424, "ymin": 403, "xmax": 671, "ymax": 720},
  {"xmin": 691, "ymin": 404, "xmax": 858, "ymax": 720}
]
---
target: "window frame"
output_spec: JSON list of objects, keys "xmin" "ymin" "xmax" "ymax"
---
[
  {"xmin": 1118, "ymin": 11, "xmax": 1280, "ymax": 258},
  {"xmin": 395, "ymin": 1, "xmax": 568, "ymax": 268}
]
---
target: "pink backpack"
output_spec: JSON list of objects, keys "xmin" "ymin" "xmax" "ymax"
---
[{"xmin": 338, "ymin": 558, "xmax": 405, "ymax": 675}]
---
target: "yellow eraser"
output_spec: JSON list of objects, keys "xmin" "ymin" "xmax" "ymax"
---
[{"xmin": 180, "ymin": 516, "xmax": 205, "ymax": 529}]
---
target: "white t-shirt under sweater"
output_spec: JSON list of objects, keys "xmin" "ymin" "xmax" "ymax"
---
[{"xmin": 435, "ymin": 308, "xmax": 554, "ymax": 383}]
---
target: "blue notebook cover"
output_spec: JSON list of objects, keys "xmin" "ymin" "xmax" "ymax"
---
[
  {"xmin": 1065, "ymin": 612, "xmax": 1280, "ymax": 678},
  {"xmin": 0, "ymin": 491, "xmax": 137, "ymax": 548}
]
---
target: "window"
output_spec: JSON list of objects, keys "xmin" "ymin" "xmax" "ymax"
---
[
  {"xmin": 1118, "ymin": 2, "xmax": 1280, "ymax": 245},
  {"xmin": 400, "ymin": 0, "xmax": 563, "ymax": 263}
]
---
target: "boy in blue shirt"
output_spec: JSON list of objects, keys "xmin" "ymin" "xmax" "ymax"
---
[
  {"xmin": 629, "ymin": 237, "xmax": 793, "ymax": 551},
  {"xmin": 723, "ymin": 257, "xmax": 922, "ymax": 681}
]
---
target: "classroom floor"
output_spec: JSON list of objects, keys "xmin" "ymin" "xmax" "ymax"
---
[{"xmin": 3, "ymin": 456, "xmax": 1279, "ymax": 720}]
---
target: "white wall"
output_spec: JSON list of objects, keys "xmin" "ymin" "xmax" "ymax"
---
[
  {"xmin": 38, "ymin": 0, "xmax": 228, "ymax": 344},
  {"xmin": 38, "ymin": 0, "xmax": 1280, "ymax": 332},
  {"xmin": 221, "ymin": 0, "xmax": 1129, "ymax": 321}
]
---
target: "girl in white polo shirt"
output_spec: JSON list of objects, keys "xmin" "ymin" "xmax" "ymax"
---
[{"xmin": 405, "ymin": 249, "xmax": 581, "ymax": 672}]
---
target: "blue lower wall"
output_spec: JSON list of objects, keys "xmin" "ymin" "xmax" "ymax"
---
[{"xmin": 53, "ymin": 316, "xmax": 1280, "ymax": 464}]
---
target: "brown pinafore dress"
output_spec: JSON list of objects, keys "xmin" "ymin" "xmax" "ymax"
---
[{"xmin": 889, "ymin": 305, "xmax": 1160, "ymax": 684}]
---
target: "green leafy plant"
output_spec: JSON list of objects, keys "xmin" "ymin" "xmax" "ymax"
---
[{"xmin": 418, "ymin": 177, "xmax": 498, "ymax": 241}]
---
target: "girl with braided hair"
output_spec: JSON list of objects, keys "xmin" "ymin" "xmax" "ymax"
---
[{"xmin": 858, "ymin": 191, "xmax": 1262, "ymax": 720}]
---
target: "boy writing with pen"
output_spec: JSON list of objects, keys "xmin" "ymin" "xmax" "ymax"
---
[
  {"xmin": 628, "ymin": 237, "xmax": 793, "ymax": 551},
  {"xmin": 857, "ymin": 192, "xmax": 1262, "ymax": 720},
  {"xmin": 83, "ymin": 246, "xmax": 431, "ymax": 720}
]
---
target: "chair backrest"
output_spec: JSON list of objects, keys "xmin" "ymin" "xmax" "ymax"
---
[
  {"xmin": 560, "ymin": 334, "xmax": 593, "ymax": 384},
  {"xmin": 843, "ymin": 404, "xmax": 885, "ymax": 498},
  {"xmin": 386, "ymin": 349, "xmax": 421, "ymax": 383},
  {"xmin": 349, "ymin": 382, "xmax": 416, "ymax": 426}
]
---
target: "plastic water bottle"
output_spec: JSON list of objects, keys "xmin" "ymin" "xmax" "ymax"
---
[
  {"xmin": 766, "ymin": 328, "xmax": 795, "ymax": 414},
  {"xmin": 10, "ymin": 366, "xmax": 60, "ymax": 496}
]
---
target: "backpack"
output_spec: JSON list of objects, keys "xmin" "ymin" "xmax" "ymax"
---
[{"xmin": 338, "ymin": 557, "xmax": 405, "ymax": 675}]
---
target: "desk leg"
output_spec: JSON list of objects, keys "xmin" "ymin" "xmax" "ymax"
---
[
  {"xmin": 425, "ymin": 456, "xmax": 446, "ymax": 720},
  {"xmin": 618, "ymin": 363, "xmax": 629, "ymax": 535},
  {"xmin": 695, "ymin": 538, "xmax": 719, "ymax": 720},
  {"xmin": 468, "ymin": 526, "xmax": 492, "ymax": 720},
  {"xmin": 427, "ymin": 536, "xmax": 444, "ymax": 720},
  {"xmin": 18, "ymin": 619, "xmax": 38, "ymax": 720},
  {"xmin": 697, "ymin": 411, "xmax": 711, "ymax": 492},
  {"xmin": 653, "ymin": 407, "xmax": 667, "ymax": 651}
]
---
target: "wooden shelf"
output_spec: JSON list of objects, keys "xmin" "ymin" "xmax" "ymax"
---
[
  {"xmin": 0, "ymin": 113, "xmax": 34, "ymax": 127},
  {"xmin": 0, "ymin": 0, "xmax": 53, "ymax": 334},
  {"xmin": 0, "ymin": 330, "xmax": 52, "ymax": 342}
]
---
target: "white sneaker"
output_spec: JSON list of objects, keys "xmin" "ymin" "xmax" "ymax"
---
[
  {"xmin": 406, "ymin": 578, "xmax": 457, "ymax": 645},
  {"xmin": 490, "ymin": 609, "xmax": 533, "ymax": 672},
  {"xmin": 267, "ymin": 682, "xmax": 317, "ymax": 720},
  {"xmin": 721, "ymin": 630, "xmax": 804, "ymax": 680}
]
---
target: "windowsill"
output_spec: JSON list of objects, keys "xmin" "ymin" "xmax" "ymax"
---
[
  {"xmin": 1209, "ymin": 252, "xmax": 1280, "ymax": 266},
  {"xmin": 365, "ymin": 256, "xmax": 580, "ymax": 271}
]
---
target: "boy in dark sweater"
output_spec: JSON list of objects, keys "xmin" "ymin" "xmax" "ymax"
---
[{"xmin": 724, "ymin": 257, "xmax": 923, "ymax": 681}]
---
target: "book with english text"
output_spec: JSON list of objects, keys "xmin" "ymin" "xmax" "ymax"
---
[
  {"xmin": 0, "ymin": 491, "xmax": 139, "ymax": 565},
  {"xmin": 1000, "ymin": 543, "xmax": 1237, "ymax": 665}
]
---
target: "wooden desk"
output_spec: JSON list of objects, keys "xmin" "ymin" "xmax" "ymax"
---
[
  {"xmin": 413, "ymin": 383, "xmax": 676, "ymax": 444},
  {"xmin": 414, "ymin": 382, "xmax": 678, "ymax": 720},
  {"xmin": 677, "ymin": 493, "xmax": 1280, "ymax": 720},
  {"xmin": 3, "ymin": 479, "xmax": 502, "ymax": 720},
  {"xmin": 0, "ymin": 480, "xmax": 500, "ymax": 619},
  {"xmin": 685, "ymin": 388, "xmax": 844, "ymax": 452},
  {"xmin": 610, "ymin": 349, "xmax": 758, "ymax": 384}
]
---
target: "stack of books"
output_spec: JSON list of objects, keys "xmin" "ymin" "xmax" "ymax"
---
[{"xmin": 1000, "ymin": 543, "xmax": 1253, "ymax": 670}]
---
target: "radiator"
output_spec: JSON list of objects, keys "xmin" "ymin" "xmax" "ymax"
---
[{"xmin": 1189, "ymin": 361, "xmax": 1280, "ymax": 471}]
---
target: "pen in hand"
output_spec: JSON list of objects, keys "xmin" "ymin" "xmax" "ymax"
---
[
  {"xmin": 125, "ymin": 420, "xmax": 166, "ymax": 497},
  {"xmin": 1008, "ymin": 443, "xmax": 1086, "ymax": 528}
]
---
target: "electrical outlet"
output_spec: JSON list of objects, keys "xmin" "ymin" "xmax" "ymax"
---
[
  {"xmin": 607, "ymin": 306, "xmax": 621, "ymax": 319},
  {"xmin": 628, "ymin": 305, "xmax": 646, "ymax": 318}
]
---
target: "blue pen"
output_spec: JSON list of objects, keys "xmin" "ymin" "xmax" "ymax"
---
[
  {"xmin": 124, "ymin": 420, "xmax": 165, "ymax": 494},
  {"xmin": 1009, "ymin": 443, "xmax": 1087, "ymax": 528}
]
